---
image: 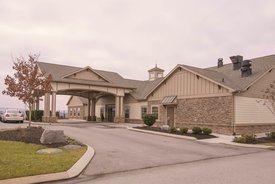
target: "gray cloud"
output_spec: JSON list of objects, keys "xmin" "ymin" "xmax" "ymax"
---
[{"xmin": 1, "ymin": 0, "xmax": 275, "ymax": 109}]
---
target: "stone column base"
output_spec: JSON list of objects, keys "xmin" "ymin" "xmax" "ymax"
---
[
  {"xmin": 42, "ymin": 116, "xmax": 50, "ymax": 123},
  {"xmin": 49, "ymin": 117, "xmax": 58, "ymax": 123},
  {"xmin": 114, "ymin": 117, "xmax": 125, "ymax": 123},
  {"xmin": 42, "ymin": 116, "xmax": 57, "ymax": 123}
]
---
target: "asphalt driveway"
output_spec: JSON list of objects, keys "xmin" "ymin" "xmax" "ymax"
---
[
  {"xmin": 44, "ymin": 122, "xmax": 265, "ymax": 183},
  {"xmin": 0, "ymin": 122, "xmax": 270, "ymax": 184}
]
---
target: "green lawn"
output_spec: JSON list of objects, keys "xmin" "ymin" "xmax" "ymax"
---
[{"xmin": 0, "ymin": 140, "xmax": 87, "ymax": 180}]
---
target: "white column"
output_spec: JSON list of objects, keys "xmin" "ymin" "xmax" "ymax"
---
[
  {"xmin": 51, "ymin": 92, "xmax": 56, "ymax": 117},
  {"xmin": 115, "ymin": 96, "xmax": 120, "ymax": 117},
  {"xmin": 43, "ymin": 93, "xmax": 50, "ymax": 122},
  {"xmin": 91, "ymin": 98, "xmax": 96, "ymax": 121},
  {"xmin": 120, "ymin": 96, "xmax": 124, "ymax": 118},
  {"xmin": 45, "ymin": 93, "xmax": 50, "ymax": 116}
]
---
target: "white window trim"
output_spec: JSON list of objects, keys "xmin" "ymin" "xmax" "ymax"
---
[{"xmin": 151, "ymin": 105, "xmax": 159, "ymax": 120}]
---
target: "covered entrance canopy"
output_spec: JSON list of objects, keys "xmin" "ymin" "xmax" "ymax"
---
[{"xmin": 37, "ymin": 62, "xmax": 136, "ymax": 123}]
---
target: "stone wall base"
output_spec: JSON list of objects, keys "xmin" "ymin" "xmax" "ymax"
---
[
  {"xmin": 42, "ymin": 116, "xmax": 58, "ymax": 123},
  {"xmin": 114, "ymin": 117, "xmax": 125, "ymax": 123},
  {"xmin": 174, "ymin": 122, "xmax": 234, "ymax": 135},
  {"xmin": 235, "ymin": 124, "xmax": 275, "ymax": 134},
  {"xmin": 125, "ymin": 119, "xmax": 143, "ymax": 124}
]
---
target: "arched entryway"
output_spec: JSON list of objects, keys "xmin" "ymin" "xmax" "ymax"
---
[{"xmin": 42, "ymin": 84, "xmax": 132, "ymax": 123}]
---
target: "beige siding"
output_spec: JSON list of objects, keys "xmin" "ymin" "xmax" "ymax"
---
[
  {"xmin": 127, "ymin": 102, "xmax": 148, "ymax": 119},
  {"xmin": 96, "ymin": 105, "xmax": 105, "ymax": 117},
  {"xmin": 235, "ymin": 96, "xmax": 275, "ymax": 124},
  {"xmin": 68, "ymin": 96, "xmax": 83, "ymax": 106},
  {"xmin": 149, "ymin": 68, "xmax": 230, "ymax": 101},
  {"xmin": 67, "ymin": 69, "xmax": 106, "ymax": 81}
]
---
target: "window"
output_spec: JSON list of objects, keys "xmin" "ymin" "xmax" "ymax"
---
[
  {"xmin": 125, "ymin": 107, "xmax": 130, "ymax": 119},
  {"xmin": 152, "ymin": 106, "xmax": 159, "ymax": 119},
  {"xmin": 149, "ymin": 73, "xmax": 155, "ymax": 80},
  {"xmin": 157, "ymin": 73, "xmax": 162, "ymax": 78},
  {"xmin": 70, "ymin": 109, "xmax": 72, "ymax": 116},
  {"xmin": 141, "ymin": 107, "xmax": 147, "ymax": 118}
]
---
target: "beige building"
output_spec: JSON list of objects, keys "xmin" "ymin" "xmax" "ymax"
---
[{"xmin": 38, "ymin": 54, "xmax": 275, "ymax": 134}]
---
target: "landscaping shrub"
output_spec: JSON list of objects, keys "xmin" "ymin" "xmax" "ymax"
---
[
  {"xmin": 179, "ymin": 127, "xmax": 188, "ymax": 134},
  {"xmin": 26, "ymin": 110, "xmax": 44, "ymax": 122},
  {"xmin": 142, "ymin": 114, "xmax": 157, "ymax": 127},
  {"xmin": 192, "ymin": 127, "xmax": 202, "ymax": 134},
  {"xmin": 202, "ymin": 127, "xmax": 212, "ymax": 135},
  {"xmin": 169, "ymin": 127, "xmax": 178, "ymax": 133},
  {"xmin": 233, "ymin": 134, "xmax": 257, "ymax": 144},
  {"xmin": 266, "ymin": 132, "xmax": 275, "ymax": 139}
]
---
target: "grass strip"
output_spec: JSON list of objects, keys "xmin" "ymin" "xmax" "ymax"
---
[{"xmin": 0, "ymin": 140, "xmax": 86, "ymax": 180}]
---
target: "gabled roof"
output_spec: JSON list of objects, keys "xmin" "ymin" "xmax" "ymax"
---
[
  {"xmin": 145, "ymin": 55, "xmax": 275, "ymax": 97},
  {"xmin": 62, "ymin": 66, "xmax": 110, "ymax": 82},
  {"xmin": 207, "ymin": 55, "xmax": 275, "ymax": 90},
  {"xmin": 37, "ymin": 62, "xmax": 163, "ymax": 100},
  {"xmin": 66, "ymin": 96, "xmax": 88, "ymax": 105}
]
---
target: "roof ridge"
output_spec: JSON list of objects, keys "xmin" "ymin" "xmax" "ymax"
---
[
  {"xmin": 38, "ymin": 61, "xmax": 82, "ymax": 69},
  {"xmin": 249, "ymin": 54, "xmax": 275, "ymax": 61}
]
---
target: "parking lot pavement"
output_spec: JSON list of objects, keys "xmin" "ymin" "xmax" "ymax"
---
[
  {"xmin": 1, "ymin": 122, "xmax": 271, "ymax": 184},
  {"xmin": 43, "ymin": 122, "xmax": 267, "ymax": 184}
]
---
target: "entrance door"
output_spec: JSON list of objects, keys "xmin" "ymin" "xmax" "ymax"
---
[
  {"xmin": 167, "ymin": 106, "xmax": 175, "ymax": 127},
  {"xmin": 106, "ymin": 105, "xmax": 115, "ymax": 122}
]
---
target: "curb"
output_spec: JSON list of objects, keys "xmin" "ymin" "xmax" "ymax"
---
[
  {"xmin": 128, "ymin": 127, "xmax": 196, "ymax": 140},
  {"xmin": 128, "ymin": 127, "xmax": 274, "ymax": 149},
  {"xmin": 0, "ymin": 145, "xmax": 95, "ymax": 184},
  {"xmin": 220, "ymin": 142, "xmax": 274, "ymax": 149}
]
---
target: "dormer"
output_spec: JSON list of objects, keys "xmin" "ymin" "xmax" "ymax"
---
[{"xmin": 148, "ymin": 65, "xmax": 164, "ymax": 81}]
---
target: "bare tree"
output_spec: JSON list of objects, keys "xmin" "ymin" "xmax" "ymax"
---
[
  {"xmin": 257, "ymin": 81, "xmax": 275, "ymax": 115},
  {"xmin": 2, "ymin": 54, "xmax": 52, "ymax": 127}
]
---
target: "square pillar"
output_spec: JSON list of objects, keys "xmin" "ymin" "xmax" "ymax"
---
[
  {"xmin": 42, "ymin": 93, "xmax": 50, "ymax": 123},
  {"xmin": 87, "ymin": 98, "xmax": 91, "ymax": 121},
  {"xmin": 50, "ymin": 92, "xmax": 57, "ymax": 123},
  {"xmin": 114, "ymin": 96, "xmax": 125, "ymax": 123},
  {"xmin": 91, "ymin": 98, "xmax": 96, "ymax": 121}
]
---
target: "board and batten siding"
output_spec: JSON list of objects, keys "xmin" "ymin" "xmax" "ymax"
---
[
  {"xmin": 149, "ymin": 68, "xmax": 230, "ymax": 101},
  {"xmin": 68, "ymin": 96, "xmax": 84, "ymax": 107},
  {"xmin": 126, "ymin": 102, "xmax": 147, "ymax": 119},
  {"xmin": 234, "ymin": 96, "xmax": 275, "ymax": 124},
  {"xmin": 67, "ymin": 69, "xmax": 105, "ymax": 81}
]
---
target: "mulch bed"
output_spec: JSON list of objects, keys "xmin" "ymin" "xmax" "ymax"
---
[
  {"xmin": 135, "ymin": 126, "xmax": 217, "ymax": 140},
  {"xmin": 0, "ymin": 127, "xmax": 67, "ymax": 147},
  {"xmin": 256, "ymin": 137, "xmax": 275, "ymax": 144}
]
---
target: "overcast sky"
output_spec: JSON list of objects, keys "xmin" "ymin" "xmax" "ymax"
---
[{"xmin": 0, "ymin": 0, "xmax": 275, "ymax": 111}]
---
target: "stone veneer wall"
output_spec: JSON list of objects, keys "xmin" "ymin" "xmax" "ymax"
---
[
  {"xmin": 149, "ymin": 96, "xmax": 234, "ymax": 135},
  {"xmin": 125, "ymin": 118, "xmax": 144, "ymax": 124},
  {"xmin": 175, "ymin": 96, "xmax": 234, "ymax": 134},
  {"xmin": 235, "ymin": 124, "xmax": 275, "ymax": 134}
]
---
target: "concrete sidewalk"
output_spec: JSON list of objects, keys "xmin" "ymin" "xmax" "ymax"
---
[{"xmin": 128, "ymin": 127, "xmax": 274, "ymax": 149}]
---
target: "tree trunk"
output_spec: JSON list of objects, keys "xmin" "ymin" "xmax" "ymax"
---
[{"xmin": 28, "ymin": 103, "xmax": 32, "ymax": 127}]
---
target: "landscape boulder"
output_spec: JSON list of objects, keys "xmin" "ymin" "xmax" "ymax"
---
[{"xmin": 40, "ymin": 130, "xmax": 65, "ymax": 144}]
